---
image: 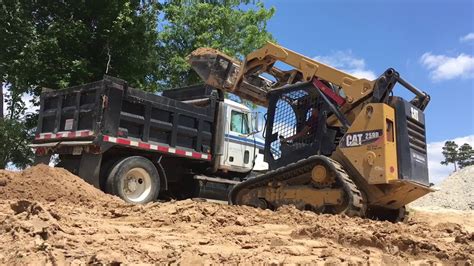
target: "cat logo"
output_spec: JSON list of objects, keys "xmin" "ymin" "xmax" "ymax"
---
[
  {"xmin": 340, "ymin": 130, "xmax": 383, "ymax": 148},
  {"xmin": 346, "ymin": 133, "xmax": 364, "ymax": 147}
]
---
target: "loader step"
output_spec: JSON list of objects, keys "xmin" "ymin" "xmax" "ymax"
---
[{"xmin": 194, "ymin": 175, "xmax": 241, "ymax": 185}]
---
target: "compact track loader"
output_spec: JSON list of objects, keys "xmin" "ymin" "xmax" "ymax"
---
[{"xmin": 188, "ymin": 42, "xmax": 433, "ymax": 222}]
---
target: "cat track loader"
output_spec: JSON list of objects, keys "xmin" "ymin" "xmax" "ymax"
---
[{"xmin": 188, "ymin": 42, "xmax": 433, "ymax": 222}]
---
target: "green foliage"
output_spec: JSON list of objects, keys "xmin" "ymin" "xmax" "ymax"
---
[
  {"xmin": 457, "ymin": 143, "xmax": 474, "ymax": 169},
  {"xmin": 0, "ymin": 118, "xmax": 34, "ymax": 169},
  {"xmin": 0, "ymin": 84, "xmax": 36, "ymax": 169},
  {"xmin": 440, "ymin": 141, "xmax": 474, "ymax": 171},
  {"xmin": 1, "ymin": 0, "xmax": 274, "ymax": 92},
  {"xmin": 156, "ymin": 0, "xmax": 275, "ymax": 89},
  {"xmin": 0, "ymin": 0, "xmax": 161, "ymax": 168},
  {"xmin": 0, "ymin": 0, "xmax": 275, "ymax": 168},
  {"xmin": 441, "ymin": 141, "xmax": 459, "ymax": 171},
  {"xmin": 1, "ymin": 0, "xmax": 161, "ymax": 92}
]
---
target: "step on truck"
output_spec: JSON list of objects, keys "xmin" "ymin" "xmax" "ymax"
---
[{"xmin": 31, "ymin": 76, "xmax": 267, "ymax": 203}]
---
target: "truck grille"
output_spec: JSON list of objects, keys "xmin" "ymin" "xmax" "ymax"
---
[{"xmin": 406, "ymin": 117, "xmax": 427, "ymax": 155}]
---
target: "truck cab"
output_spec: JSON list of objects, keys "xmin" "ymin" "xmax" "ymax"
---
[{"xmin": 220, "ymin": 99, "xmax": 267, "ymax": 174}]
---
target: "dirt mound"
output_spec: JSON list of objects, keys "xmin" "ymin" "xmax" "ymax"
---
[
  {"xmin": 411, "ymin": 166, "xmax": 474, "ymax": 210},
  {"xmin": 0, "ymin": 167, "xmax": 473, "ymax": 264},
  {"xmin": 0, "ymin": 164, "xmax": 120, "ymax": 206},
  {"xmin": 1, "ymin": 198, "xmax": 473, "ymax": 264}
]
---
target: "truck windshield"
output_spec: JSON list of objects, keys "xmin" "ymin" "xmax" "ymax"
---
[{"xmin": 231, "ymin": 110, "xmax": 249, "ymax": 134}]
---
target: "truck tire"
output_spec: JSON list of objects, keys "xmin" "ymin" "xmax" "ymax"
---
[{"xmin": 106, "ymin": 156, "xmax": 160, "ymax": 204}]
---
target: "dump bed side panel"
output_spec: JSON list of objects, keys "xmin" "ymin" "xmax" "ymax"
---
[
  {"xmin": 35, "ymin": 80, "xmax": 105, "ymax": 141},
  {"xmin": 118, "ymin": 88, "xmax": 215, "ymax": 154},
  {"xmin": 34, "ymin": 77, "xmax": 216, "ymax": 162}
]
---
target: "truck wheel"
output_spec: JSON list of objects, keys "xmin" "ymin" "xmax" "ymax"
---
[{"xmin": 106, "ymin": 156, "xmax": 160, "ymax": 204}]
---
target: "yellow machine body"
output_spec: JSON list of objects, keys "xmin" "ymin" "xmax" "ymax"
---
[
  {"xmin": 188, "ymin": 42, "xmax": 433, "ymax": 221},
  {"xmin": 337, "ymin": 103, "xmax": 398, "ymax": 184}
]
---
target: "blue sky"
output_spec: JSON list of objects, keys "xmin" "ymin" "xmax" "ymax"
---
[{"xmin": 261, "ymin": 0, "xmax": 473, "ymax": 182}]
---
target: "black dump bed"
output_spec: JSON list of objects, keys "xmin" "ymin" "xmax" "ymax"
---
[{"xmin": 34, "ymin": 76, "xmax": 217, "ymax": 157}]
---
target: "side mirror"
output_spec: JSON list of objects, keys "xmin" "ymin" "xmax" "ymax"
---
[{"xmin": 252, "ymin": 111, "xmax": 263, "ymax": 133}]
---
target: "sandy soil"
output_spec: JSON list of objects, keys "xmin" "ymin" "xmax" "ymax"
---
[{"xmin": 0, "ymin": 165, "xmax": 473, "ymax": 265}]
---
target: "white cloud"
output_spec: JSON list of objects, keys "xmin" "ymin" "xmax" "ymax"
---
[
  {"xmin": 314, "ymin": 50, "xmax": 377, "ymax": 80},
  {"xmin": 460, "ymin": 32, "xmax": 474, "ymax": 43},
  {"xmin": 420, "ymin": 52, "xmax": 474, "ymax": 81},
  {"xmin": 427, "ymin": 135, "xmax": 474, "ymax": 184}
]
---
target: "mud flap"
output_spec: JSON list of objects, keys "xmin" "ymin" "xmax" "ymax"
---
[
  {"xmin": 34, "ymin": 155, "xmax": 52, "ymax": 165},
  {"xmin": 78, "ymin": 153, "xmax": 102, "ymax": 188}
]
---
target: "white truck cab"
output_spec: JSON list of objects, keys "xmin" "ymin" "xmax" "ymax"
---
[{"xmin": 219, "ymin": 99, "xmax": 268, "ymax": 174}]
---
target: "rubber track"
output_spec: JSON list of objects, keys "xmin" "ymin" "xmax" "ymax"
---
[{"xmin": 229, "ymin": 155, "xmax": 366, "ymax": 217}]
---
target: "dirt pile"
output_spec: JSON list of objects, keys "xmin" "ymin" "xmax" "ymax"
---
[
  {"xmin": 1, "ymin": 199, "xmax": 473, "ymax": 264},
  {"xmin": 411, "ymin": 165, "xmax": 474, "ymax": 210},
  {"xmin": 0, "ymin": 164, "xmax": 120, "ymax": 206},
  {"xmin": 0, "ymin": 166, "xmax": 473, "ymax": 264}
]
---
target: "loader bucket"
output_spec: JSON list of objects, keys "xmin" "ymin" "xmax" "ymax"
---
[
  {"xmin": 187, "ymin": 48, "xmax": 241, "ymax": 90},
  {"xmin": 188, "ymin": 48, "xmax": 271, "ymax": 106}
]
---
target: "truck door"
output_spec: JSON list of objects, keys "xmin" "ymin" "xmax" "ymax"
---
[{"xmin": 223, "ymin": 108, "xmax": 254, "ymax": 171}]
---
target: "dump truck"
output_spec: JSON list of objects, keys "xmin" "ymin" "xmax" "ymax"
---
[
  {"xmin": 31, "ymin": 76, "xmax": 267, "ymax": 203},
  {"xmin": 187, "ymin": 42, "xmax": 433, "ymax": 221}
]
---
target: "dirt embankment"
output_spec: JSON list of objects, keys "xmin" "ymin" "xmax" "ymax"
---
[
  {"xmin": 0, "ymin": 165, "xmax": 119, "ymax": 206},
  {"xmin": 0, "ymin": 165, "xmax": 473, "ymax": 264}
]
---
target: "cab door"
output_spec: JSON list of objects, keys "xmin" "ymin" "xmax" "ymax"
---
[{"xmin": 223, "ymin": 108, "xmax": 253, "ymax": 171}]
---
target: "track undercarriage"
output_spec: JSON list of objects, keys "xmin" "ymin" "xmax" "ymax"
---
[{"xmin": 230, "ymin": 155, "xmax": 366, "ymax": 218}]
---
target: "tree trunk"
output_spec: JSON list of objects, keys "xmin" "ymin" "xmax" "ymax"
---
[
  {"xmin": 0, "ymin": 83, "xmax": 3, "ymax": 119},
  {"xmin": 454, "ymin": 162, "xmax": 457, "ymax": 172}
]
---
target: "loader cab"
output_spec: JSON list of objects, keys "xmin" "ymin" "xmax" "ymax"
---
[
  {"xmin": 263, "ymin": 82, "xmax": 340, "ymax": 170},
  {"xmin": 219, "ymin": 99, "xmax": 268, "ymax": 174}
]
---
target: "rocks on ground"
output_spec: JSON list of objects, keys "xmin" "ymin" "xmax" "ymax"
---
[
  {"xmin": 411, "ymin": 165, "xmax": 474, "ymax": 210},
  {"xmin": 0, "ymin": 165, "xmax": 472, "ymax": 264}
]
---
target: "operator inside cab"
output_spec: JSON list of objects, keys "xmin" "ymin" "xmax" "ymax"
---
[{"xmin": 282, "ymin": 107, "xmax": 319, "ymax": 144}]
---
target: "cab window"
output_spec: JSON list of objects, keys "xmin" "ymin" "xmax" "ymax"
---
[{"xmin": 230, "ymin": 110, "xmax": 249, "ymax": 134}]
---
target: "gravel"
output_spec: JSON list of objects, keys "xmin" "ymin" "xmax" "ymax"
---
[{"xmin": 411, "ymin": 165, "xmax": 474, "ymax": 210}]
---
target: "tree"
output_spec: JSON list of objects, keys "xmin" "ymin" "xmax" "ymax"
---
[
  {"xmin": 0, "ymin": 85, "xmax": 34, "ymax": 169},
  {"xmin": 0, "ymin": 0, "xmax": 161, "ymax": 169},
  {"xmin": 0, "ymin": 0, "xmax": 276, "ymax": 168},
  {"xmin": 0, "ymin": 118, "xmax": 34, "ymax": 169},
  {"xmin": 156, "ymin": 0, "xmax": 275, "ymax": 89},
  {"xmin": 457, "ymin": 143, "xmax": 474, "ymax": 169},
  {"xmin": 1, "ymin": 0, "xmax": 161, "ymax": 93},
  {"xmin": 441, "ymin": 140, "xmax": 459, "ymax": 171},
  {"xmin": 1, "ymin": 86, "xmax": 3, "ymax": 119}
]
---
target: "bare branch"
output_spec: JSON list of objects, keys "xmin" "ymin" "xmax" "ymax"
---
[{"xmin": 105, "ymin": 43, "xmax": 112, "ymax": 74}]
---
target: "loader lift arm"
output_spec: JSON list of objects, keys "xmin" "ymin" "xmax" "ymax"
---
[{"xmin": 188, "ymin": 42, "xmax": 430, "ymax": 113}]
